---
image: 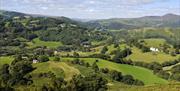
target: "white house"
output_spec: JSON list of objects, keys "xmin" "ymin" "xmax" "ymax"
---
[
  {"xmin": 33, "ymin": 59, "xmax": 38, "ymax": 63},
  {"xmin": 150, "ymin": 47, "xmax": 159, "ymax": 52},
  {"xmin": 54, "ymin": 51, "xmax": 58, "ymax": 55}
]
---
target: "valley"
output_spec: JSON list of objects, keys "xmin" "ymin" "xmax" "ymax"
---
[{"xmin": 0, "ymin": 10, "xmax": 180, "ymax": 91}]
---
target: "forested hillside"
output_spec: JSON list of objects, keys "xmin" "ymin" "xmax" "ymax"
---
[
  {"xmin": 0, "ymin": 10, "xmax": 180, "ymax": 91},
  {"xmin": 85, "ymin": 14, "xmax": 180, "ymax": 30}
]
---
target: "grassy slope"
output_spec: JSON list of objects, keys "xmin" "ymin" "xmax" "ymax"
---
[
  {"xmin": 27, "ymin": 38, "xmax": 63, "ymax": 48},
  {"xmin": 59, "ymin": 51, "xmax": 99, "ymax": 57},
  {"xmin": 107, "ymin": 44, "xmax": 127, "ymax": 54},
  {"xmin": 0, "ymin": 56, "xmax": 13, "ymax": 67},
  {"xmin": 126, "ymin": 47, "xmax": 179, "ymax": 63},
  {"xmin": 108, "ymin": 82, "xmax": 180, "ymax": 91},
  {"xmin": 143, "ymin": 38, "xmax": 166, "ymax": 47},
  {"xmin": 62, "ymin": 58, "xmax": 168, "ymax": 85},
  {"xmin": 31, "ymin": 61, "xmax": 80, "ymax": 80}
]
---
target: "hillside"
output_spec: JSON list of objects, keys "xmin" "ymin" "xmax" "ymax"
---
[
  {"xmin": 86, "ymin": 14, "xmax": 180, "ymax": 30},
  {"xmin": 0, "ymin": 10, "xmax": 180, "ymax": 91}
]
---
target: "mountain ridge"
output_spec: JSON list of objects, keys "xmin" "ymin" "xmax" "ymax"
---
[{"xmin": 1, "ymin": 10, "xmax": 179, "ymax": 30}]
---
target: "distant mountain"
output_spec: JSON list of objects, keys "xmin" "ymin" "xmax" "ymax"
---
[
  {"xmin": 0, "ymin": 10, "xmax": 27, "ymax": 18},
  {"xmin": 85, "ymin": 14, "xmax": 180, "ymax": 30},
  {"xmin": 1, "ymin": 10, "xmax": 179, "ymax": 30}
]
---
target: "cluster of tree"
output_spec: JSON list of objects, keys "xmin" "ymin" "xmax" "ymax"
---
[
  {"xmin": 71, "ymin": 59, "xmax": 144, "ymax": 86},
  {"xmin": 37, "ymin": 55, "xmax": 49, "ymax": 62},
  {"xmin": 0, "ymin": 39, "xmax": 21, "ymax": 46},
  {"xmin": 0, "ymin": 48, "xmax": 17, "ymax": 56},
  {"xmin": 134, "ymin": 61, "xmax": 162, "ymax": 71},
  {"xmin": 112, "ymin": 48, "xmax": 132, "ymax": 64},
  {"xmin": 57, "ymin": 46, "xmax": 77, "ymax": 52},
  {"xmin": 0, "ymin": 55, "xmax": 34, "ymax": 87},
  {"xmin": 38, "ymin": 23, "xmax": 108, "ymax": 46},
  {"xmin": 53, "ymin": 56, "xmax": 61, "ymax": 62},
  {"xmin": 33, "ymin": 47, "xmax": 55, "ymax": 56},
  {"xmin": 101, "ymin": 68, "xmax": 144, "ymax": 86},
  {"xmin": 171, "ymin": 64, "xmax": 180, "ymax": 81},
  {"xmin": 41, "ymin": 74, "xmax": 108, "ymax": 91},
  {"xmin": 71, "ymin": 58, "xmax": 90, "ymax": 68},
  {"xmin": 133, "ymin": 40, "xmax": 150, "ymax": 53},
  {"xmin": 101, "ymin": 46, "xmax": 108, "ymax": 54},
  {"xmin": 38, "ymin": 71, "xmax": 56, "ymax": 78},
  {"xmin": 133, "ymin": 58, "xmax": 180, "ymax": 81},
  {"xmin": 161, "ymin": 59, "xmax": 180, "ymax": 67},
  {"xmin": 88, "ymin": 54, "xmax": 111, "ymax": 60}
]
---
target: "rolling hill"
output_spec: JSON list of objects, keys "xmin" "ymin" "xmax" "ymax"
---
[{"xmin": 85, "ymin": 14, "xmax": 180, "ymax": 30}]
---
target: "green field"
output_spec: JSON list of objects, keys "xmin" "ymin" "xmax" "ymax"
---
[
  {"xmin": 31, "ymin": 61, "xmax": 80, "ymax": 80},
  {"xmin": 27, "ymin": 38, "xmax": 63, "ymax": 48},
  {"xmin": 59, "ymin": 51, "xmax": 99, "ymax": 57},
  {"xmin": 108, "ymin": 82, "xmax": 180, "ymax": 91},
  {"xmin": 107, "ymin": 44, "xmax": 127, "ymax": 54},
  {"xmin": 62, "ymin": 58, "xmax": 168, "ymax": 85},
  {"xmin": 142, "ymin": 38, "xmax": 166, "ymax": 47},
  {"xmin": 126, "ymin": 47, "xmax": 179, "ymax": 63},
  {"xmin": 0, "ymin": 56, "xmax": 13, "ymax": 66}
]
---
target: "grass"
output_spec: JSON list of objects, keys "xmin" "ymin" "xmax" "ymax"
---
[
  {"xmin": 0, "ymin": 56, "xmax": 13, "ymax": 67},
  {"xmin": 107, "ymin": 44, "xmax": 127, "ymax": 54},
  {"xmin": 126, "ymin": 82, "xmax": 180, "ymax": 91},
  {"xmin": 62, "ymin": 58, "xmax": 168, "ymax": 85},
  {"xmin": 59, "ymin": 51, "xmax": 99, "ymax": 57},
  {"xmin": 163, "ymin": 62, "xmax": 180, "ymax": 71},
  {"xmin": 27, "ymin": 38, "xmax": 63, "ymax": 48},
  {"xmin": 31, "ymin": 61, "xmax": 80, "ymax": 80},
  {"xmin": 142, "ymin": 38, "xmax": 166, "ymax": 47},
  {"xmin": 108, "ymin": 82, "xmax": 180, "ymax": 91},
  {"xmin": 126, "ymin": 47, "xmax": 179, "ymax": 63}
]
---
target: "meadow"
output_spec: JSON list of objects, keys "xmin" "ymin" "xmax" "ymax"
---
[
  {"xmin": 61, "ymin": 58, "xmax": 168, "ymax": 85},
  {"xmin": 26, "ymin": 38, "xmax": 63, "ymax": 48},
  {"xmin": 126, "ymin": 47, "xmax": 179, "ymax": 63},
  {"xmin": 142, "ymin": 38, "xmax": 166, "ymax": 48},
  {"xmin": 0, "ymin": 56, "xmax": 13, "ymax": 67}
]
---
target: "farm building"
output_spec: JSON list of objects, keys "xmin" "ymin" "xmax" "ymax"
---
[
  {"xmin": 33, "ymin": 59, "xmax": 39, "ymax": 63},
  {"xmin": 150, "ymin": 47, "xmax": 159, "ymax": 52}
]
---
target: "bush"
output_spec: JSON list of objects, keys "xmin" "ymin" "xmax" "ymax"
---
[
  {"xmin": 38, "ymin": 55, "xmax": 49, "ymax": 62},
  {"xmin": 54, "ymin": 56, "xmax": 60, "ymax": 61}
]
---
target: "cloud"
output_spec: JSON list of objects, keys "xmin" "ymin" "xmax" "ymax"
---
[
  {"xmin": 41, "ymin": 6, "xmax": 48, "ymax": 10},
  {"xmin": 1, "ymin": 0, "xmax": 179, "ymax": 19}
]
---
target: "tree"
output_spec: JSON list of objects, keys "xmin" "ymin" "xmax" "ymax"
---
[
  {"xmin": 101, "ymin": 68, "xmax": 109, "ymax": 74},
  {"xmin": 52, "ymin": 77, "xmax": 67, "ymax": 91},
  {"xmin": 114, "ymin": 43, "xmax": 119, "ymax": 48},
  {"xmin": 133, "ymin": 79, "xmax": 144, "ymax": 86},
  {"xmin": 92, "ymin": 62, "xmax": 99, "ymax": 72},
  {"xmin": 0, "ymin": 58, "xmax": 34, "ymax": 86},
  {"xmin": 109, "ymin": 70, "xmax": 122, "ymax": 81},
  {"xmin": 73, "ymin": 52, "xmax": 79, "ymax": 58},
  {"xmin": 70, "ymin": 74, "xmax": 108, "ymax": 91},
  {"xmin": 38, "ymin": 56, "xmax": 49, "ymax": 62},
  {"xmin": 121, "ymin": 75, "xmax": 134, "ymax": 85},
  {"xmin": 26, "ymin": 33, "xmax": 38, "ymax": 40},
  {"xmin": 54, "ymin": 56, "xmax": 60, "ymax": 62},
  {"xmin": 101, "ymin": 46, "xmax": 108, "ymax": 54},
  {"xmin": 1, "ymin": 64, "xmax": 11, "ymax": 85},
  {"xmin": 141, "ymin": 46, "xmax": 150, "ymax": 53},
  {"xmin": 85, "ymin": 62, "xmax": 90, "ymax": 67}
]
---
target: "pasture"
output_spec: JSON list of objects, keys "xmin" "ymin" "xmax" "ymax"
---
[
  {"xmin": 62, "ymin": 58, "xmax": 168, "ymax": 85},
  {"xmin": 27, "ymin": 38, "xmax": 63, "ymax": 48}
]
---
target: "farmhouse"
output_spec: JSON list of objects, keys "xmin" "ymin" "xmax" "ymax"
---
[
  {"xmin": 81, "ymin": 41, "xmax": 91, "ymax": 48},
  {"xmin": 33, "ymin": 59, "xmax": 38, "ymax": 63},
  {"xmin": 54, "ymin": 51, "xmax": 58, "ymax": 55},
  {"xmin": 150, "ymin": 47, "xmax": 159, "ymax": 52}
]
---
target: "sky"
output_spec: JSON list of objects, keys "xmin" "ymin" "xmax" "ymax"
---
[{"xmin": 0, "ymin": 0, "xmax": 180, "ymax": 19}]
